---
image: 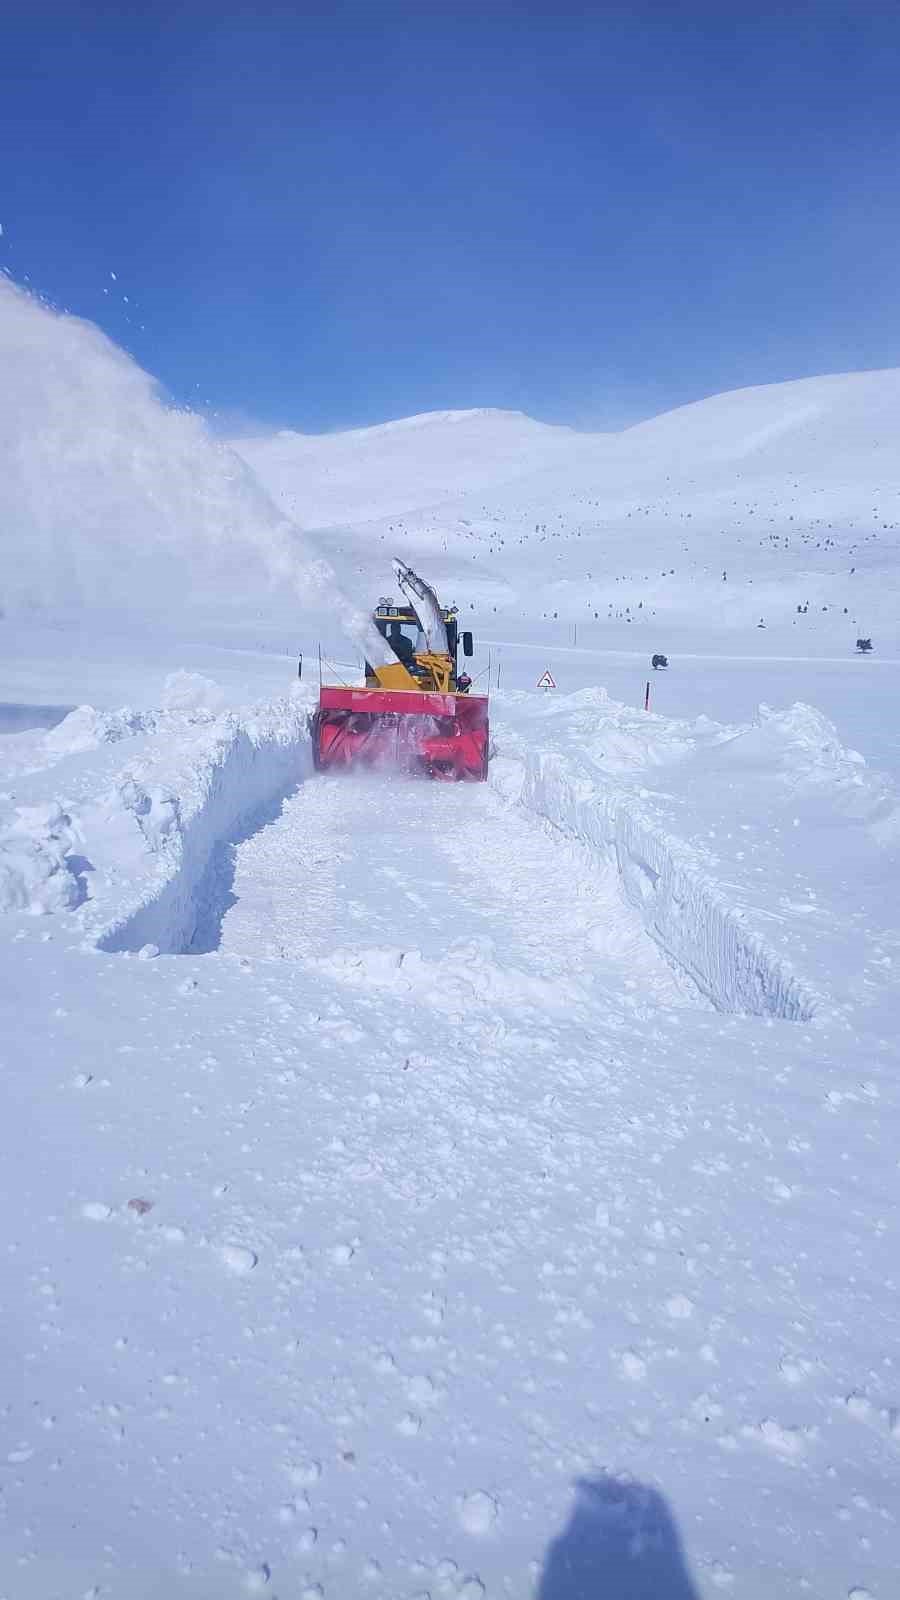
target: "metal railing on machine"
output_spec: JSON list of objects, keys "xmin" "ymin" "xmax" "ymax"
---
[{"xmin": 297, "ymin": 648, "xmax": 365, "ymax": 689}]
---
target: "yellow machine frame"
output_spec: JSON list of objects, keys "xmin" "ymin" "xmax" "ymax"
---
[{"xmin": 367, "ymin": 603, "xmax": 459, "ymax": 695}]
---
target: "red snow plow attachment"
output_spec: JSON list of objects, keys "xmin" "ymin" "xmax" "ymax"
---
[{"xmin": 311, "ymin": 686, "xmax": 489, "ymax": 781}]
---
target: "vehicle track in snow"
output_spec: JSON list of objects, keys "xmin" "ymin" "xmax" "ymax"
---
[{"xmin": 216, "ymin": 772, "xmax": 699, "ymax": 1020}]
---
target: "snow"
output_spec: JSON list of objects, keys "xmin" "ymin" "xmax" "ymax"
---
[
  {"xmin": 0, "ymin": 277, "xmax": 390, "ymax": 673},
  {"xmin": 233, "ymin": 366, "xmax": 900, "ymax": 647},
  {"xmin": 2, "ymin": 281, "xmax": 900, "ymax": 1598},
  {"xmin": 0, "ymin": 799, "xmax": 83, "ymax": 914},
  {"xmin": 0, "ymin": 278, "xmax": 307, "ymax": 625},
  {"xmin": 232, "ymin": 408, "xmax": 586, "ymax": 530}
]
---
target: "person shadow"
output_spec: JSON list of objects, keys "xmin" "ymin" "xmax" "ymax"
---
[{"xmin": 538, "ymin": 1474, "xmax": 701, "ymax": 1599}]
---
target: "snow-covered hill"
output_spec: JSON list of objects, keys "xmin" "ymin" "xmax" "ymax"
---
[
  {"xmin": 235, "ymin": 371, "xmax": 900, "ymax": 531},
  {"xmin": 3, "ymin": 276, "xmax": 898, "ymax": 651},
  {"xmin": 235, "ymin": 371, "xmax": 900, "ymax": 642},
  {"xmin": 233, "ymin": 407, "xmax": 588, "ymax": 528}
]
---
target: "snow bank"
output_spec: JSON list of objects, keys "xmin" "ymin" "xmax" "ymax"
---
[
  {"xmin": 1, "ymin": 685, "xmax": 218, "ymax": 778},
  {"xmin": 510, "ymin": 748, "xmax": 816, "ymax": 1020},
  {"xmin": 712, "ymin": 700, "xmax": 895, "ymax": 825},
  {"xmin": 44, "ymin": 703, "xmax": 158, "ymax": 755},
  {"xmin": 492, "ymin": 690, "xmax": 821, "ymax": 1020},
  {"xmin": 87, "ymin": 695, "xmax": 312, "ymax": 954},
  {"xmin": 0, "ymin": 680, "xmax": 313, "ymax": 939}
]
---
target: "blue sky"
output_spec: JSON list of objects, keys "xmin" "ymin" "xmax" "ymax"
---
[{"xmin": 4, "ymin": 1, "xmax": 900, "ymax": 432}]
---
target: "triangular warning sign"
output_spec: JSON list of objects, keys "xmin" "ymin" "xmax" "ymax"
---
[{"xmin": 536, "ymin": 669, "xmax": 556, "ymax": 689}]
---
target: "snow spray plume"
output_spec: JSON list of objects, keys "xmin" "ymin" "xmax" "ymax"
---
[{"xmin": 0, "ymin": 277, "xmax": 363, "ymax": 639}]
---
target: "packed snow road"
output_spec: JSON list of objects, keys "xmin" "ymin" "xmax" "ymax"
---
[{"xmin": 215, "ymin": 773, "xmax": 695, "ymax": 1014}]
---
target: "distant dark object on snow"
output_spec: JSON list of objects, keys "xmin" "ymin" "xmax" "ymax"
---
[
  {"xmin": 856, "ymin": 637, "xmax": 873, "ymax": 653},
  {"xmin": 651, "ymin": 653, "xmax": 669, "ymax": 670}
]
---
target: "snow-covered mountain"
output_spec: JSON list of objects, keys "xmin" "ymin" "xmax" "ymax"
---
[
  {"xmin": 232, "ymin": 407, "xmax": 588, "ymax": 528},
  {"xmin": 235, "ymin": 371, "xmax": 900, "ymax": 532},
  {"xmin": 235, "ymin": 371, "xmax": 900, "ymax": 640},
  {"xmin": 3, "ymin": 275, "xmax": 898, "ymax": 650}
]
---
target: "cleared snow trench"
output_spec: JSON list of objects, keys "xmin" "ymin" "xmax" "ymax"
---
[
  {"xmin": 214, "ymin": 773, "xmax": 699, "ymax": 1018},
  {"xmin": 94, "ymin": 708, "xmax": 814, "ymax": 1021}
]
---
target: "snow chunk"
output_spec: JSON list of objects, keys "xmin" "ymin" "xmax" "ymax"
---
[
  {"xmin": 620, "ymin": 1349, "xmax": 648, "ymax": 1381},
  {"xmin": 162, "ymin": 670, "xmax": 226, "ymax": 715},
  {"xmin": 457, "ymin": 1490, "xmax": 499, "ymax": 1534},
  {"xmin": 743, "ymin": 1417, "xmax": 814, "ymax": 1457},
  {"xmin": 114, "ymin": 776, "xmax": 180, "ymax": 852},
  {"xmin": 220, "ymin": 1244, "xmax": 258, "ymax": 1275},
  {"xmin": 0, "ymin": 801, "xmax": 81, "ymax": 915}
]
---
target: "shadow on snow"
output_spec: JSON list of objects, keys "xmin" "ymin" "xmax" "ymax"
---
[{"xmin": 539, "ymin": 1475, "xmax": 700, "ymax": 1600}]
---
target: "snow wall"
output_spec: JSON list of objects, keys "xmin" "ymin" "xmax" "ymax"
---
[
  {"xmin": 88, "ymin": 697, "xmax": 312, "ymax": 955},
  {"xmin": 492, "ymin": 752, "xmax": 818, "ymax": 1023}
]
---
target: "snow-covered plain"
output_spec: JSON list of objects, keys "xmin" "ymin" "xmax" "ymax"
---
[{"xmin": 2, "ymin": 282, "xmax": 900, "ymax": 1599}]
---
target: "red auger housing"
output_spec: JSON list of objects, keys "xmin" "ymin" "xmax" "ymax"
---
[{"xmin": 308, "ymin": 566, "xmax": 490, "ymax": 781}]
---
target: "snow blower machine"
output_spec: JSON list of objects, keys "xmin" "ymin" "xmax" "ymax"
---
[{"xmin": 310, "ymin": 561, "xmax": 489, "ymax": 780}]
